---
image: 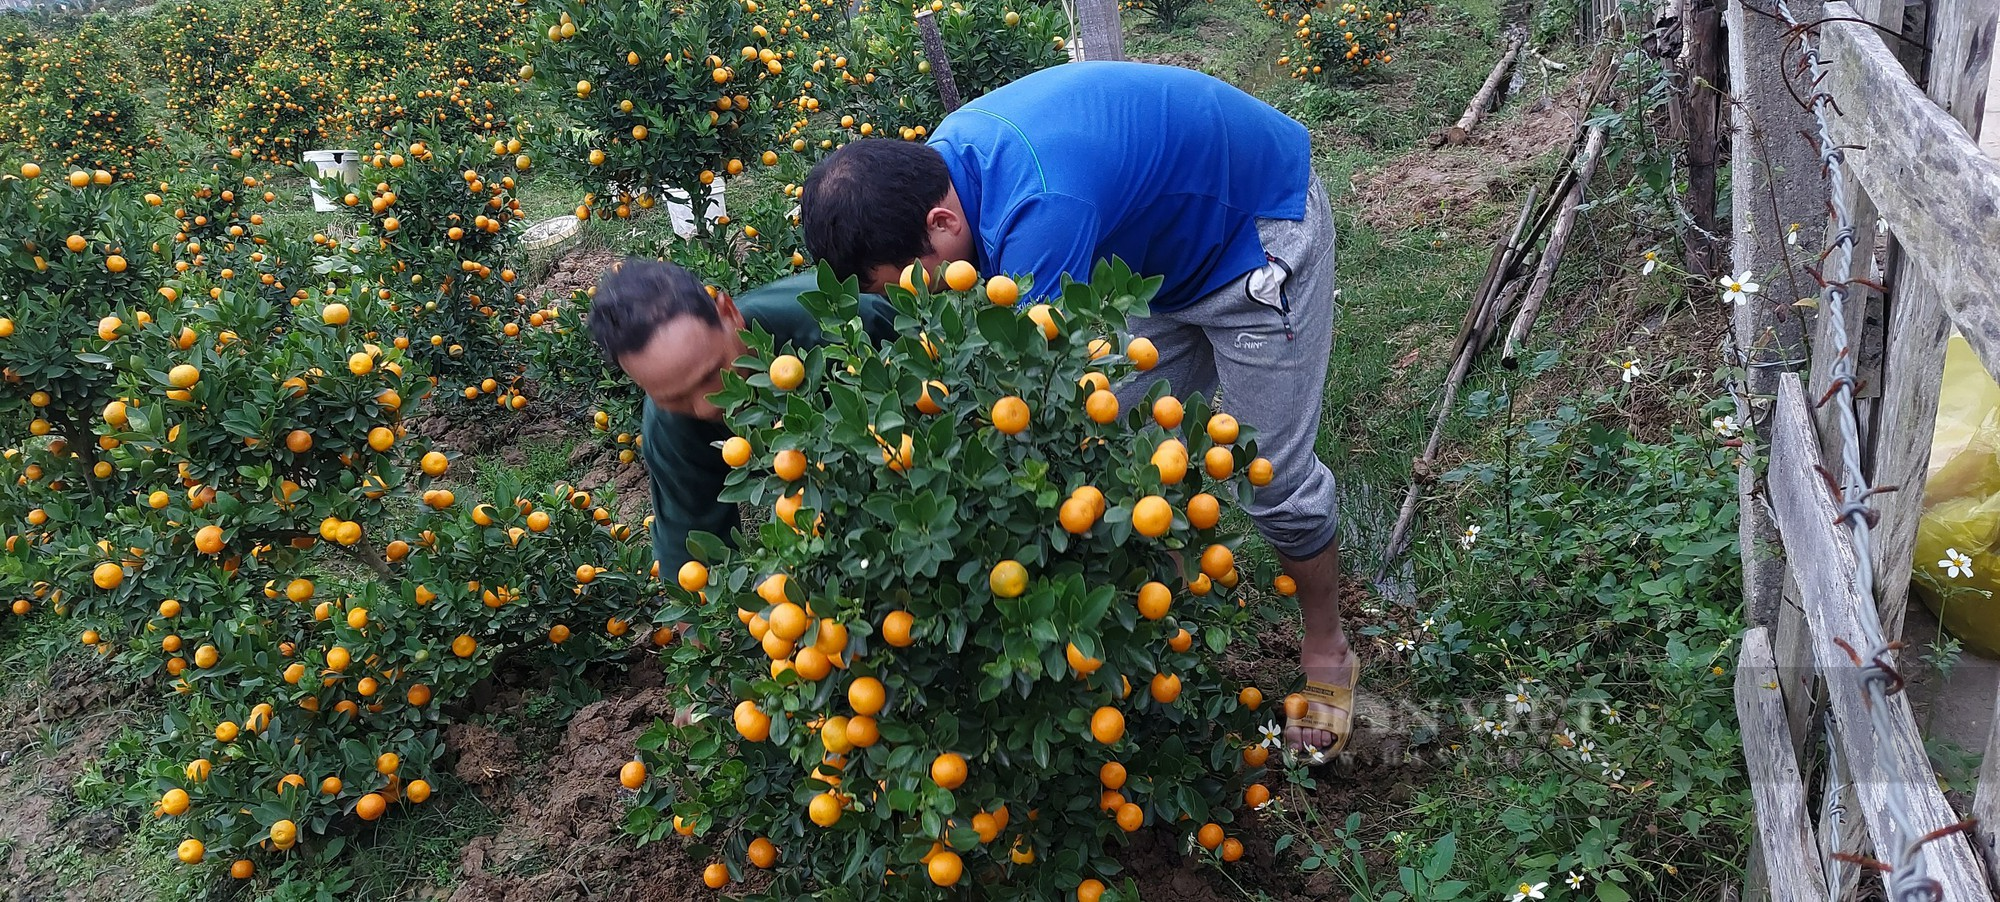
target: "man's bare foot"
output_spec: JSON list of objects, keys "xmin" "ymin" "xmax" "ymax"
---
[{"xmin": 1284, "ymin": 643, "xmax": 1357, "ymax": 754}]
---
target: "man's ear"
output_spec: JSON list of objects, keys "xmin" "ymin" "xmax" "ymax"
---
[
  {"xmin": 714, "ymin": 290, "xmax": 746, "ymax": 331},
  {"xmin": 925, "ymin": 205, "xmax": 962, "ymax": 244}
]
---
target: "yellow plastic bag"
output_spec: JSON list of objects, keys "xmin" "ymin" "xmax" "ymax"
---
[{"xmin": 1912, "ymin": 335, "xmax": 2000, "ymax": 655}]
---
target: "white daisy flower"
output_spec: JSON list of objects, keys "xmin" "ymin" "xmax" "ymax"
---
[
  {"xmin": 1258, "ymin": 720, "xmax": 1284, "ymax": 749},
  {"xmin": 1392, "ymin": 637, "xmax": 1415, "ymax": 652},
  {"xmin": 1618, "ymin": 359, "xmax": 1642, "ymax": 383},
  {"xmin": 1459, "ymin": 523, "xmax": 1481, "ymax": 550},
  {"xmin": 1720, "ymin": 271, "xmax": 1761, "ymax": 306},
  {"xmin": 1577, "ymin": 739, "xmax": 1595, "ymax": 762},
  {"xmin": 1601, "ymin": 760, "xmax": 1627, "ymax": 781},
  {"xmin": 1786, "ymin": 223, "xmax": 1801, "ymax": 246},
  {"xmin": 1507, "ymin": 684, "xmax": 1532, "ymax": 713},
  {"xmin": 1512, "ymin": 881, "xmax": 1548, "ymax": 901},
  {"xmin": 1491, "ymin": 721, "xmax": 1513, "ymax": 738},
  {"xmin": 1421, "ymin": 616, "xmax": 1436, "ymax": 631},
  {"xmin": 1941, "ymin": 548, "xmax": 1974, "ymax": 579},
  {"xmin": 1600, "ymin": 704, "xmax": 1622, "ymax": 724},
  {"xmin": 1640, "ymin": 250, "xmax": 1659, "ymax": 275},
  {"xmin": 1565, "ymin": 872, "xmax": 1586, "ymax": 889},
  {"xmin": 1710, "ymin": 415, "xmax": 1740, "ymax": 438}
]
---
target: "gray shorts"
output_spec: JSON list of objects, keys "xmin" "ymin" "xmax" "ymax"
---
[{"xmin": 1117, "ymin": 174, "xmax": 1340, "ymax": 559}]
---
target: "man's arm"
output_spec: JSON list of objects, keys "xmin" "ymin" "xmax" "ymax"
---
[
  {"xmin": 991, "ymin": 193, "xmax": 1104, "ymax": 301},
  {"xmin": 641, "ymin": 399, "xmax": 738, "ymax": 576}
]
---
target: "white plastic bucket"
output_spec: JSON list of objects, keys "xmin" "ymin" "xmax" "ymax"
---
[
  {"xmin": 303, "ymin": 149, "xmax": 360, "ymax": 213},
  {"xmin": 520, "ymin": 214, "xmax": 582, "ymax": 251}
]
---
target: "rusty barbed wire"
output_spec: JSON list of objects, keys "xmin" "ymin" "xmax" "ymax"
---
[{"xmin": 1767, "ymin": 0, "xmax": 1958, "ymax": 899}]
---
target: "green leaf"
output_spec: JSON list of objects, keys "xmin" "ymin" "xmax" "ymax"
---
[
  {"xmin": 687, "ymin": 531, "xmax": 728, "ymax": 564},
  {"xmin": 1423, "ymin": 832, "xmax": 1456, "ymax": 881}
]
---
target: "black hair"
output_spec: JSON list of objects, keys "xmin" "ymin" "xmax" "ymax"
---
[
  {"xmin": 799, "ymin": 139, "xmax": 953, "ymax": 283},
  {"xmin": 586, "ymin": 257, "xmax": 717, "ymax": 364}
]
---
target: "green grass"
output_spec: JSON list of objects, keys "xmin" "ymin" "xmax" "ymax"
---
[
  {"xmin": 1122, "ymin": 0, "xmax": 1289, "ymax": 86},
  {"xmin": 473, "ymin": 435, "xmax": 577, "ymax": 502},
  {"xmin": 0, "ymin": 604, "xmax": 79, "ymax": 691},
  {"xmin": 126, "ymin": 781, "xmax": 501, "ymax": 902}
]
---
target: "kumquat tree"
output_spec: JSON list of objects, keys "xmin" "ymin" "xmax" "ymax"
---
[
  {"xmin": 323, "ymin": 127, "xmax": 530, "ymax": 395},
  {"xmin": 625, "ymin": 260, "xmax": 1288, "ymax": 899},
  {"xmin": 518, "ymin": 0, "xmax": 794, "ymax": 236},
  {"xmin": 0, "ymin": 157, "xmax": 654, "ymax": 877}
]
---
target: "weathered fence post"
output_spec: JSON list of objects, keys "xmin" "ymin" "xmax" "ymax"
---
[
  {"xmin": 1681, "ymin": 0, "xmax": 1721, "ymax": 278},
  {"xmin": 1735, "ymin": 626, "xmax": 1829, "ymax": 901},
  {"xmin": 1072, "ymin": 0, "xmax": 1123, "ymax": 61},
  {"xmin": 1724, "ymin": 0, "xmax": 1825, "ymax": 629}
]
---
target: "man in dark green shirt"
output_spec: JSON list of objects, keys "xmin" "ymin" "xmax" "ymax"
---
[{"xmin": 587, "ymin": 259, "xmax": 896, "ymax": 574}]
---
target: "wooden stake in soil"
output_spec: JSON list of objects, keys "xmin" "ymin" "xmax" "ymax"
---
[
  {"xmin": 1681, "ymin": 0, "xmax": 1723, "ymax": 277},
  {"xmin": 1378, "ymin": 274, "xmax": 1529, "ymax": 571},
  {"xmin": 1500, "ymin": 124, "xmax": 1608, "ymax": 368},
  {"xmin": 1444, "ymin": 36, "xmax": 1526, "ymax": 145},
  {"xmin": 1378, "ymin": 186, "xmax": 1544, "ymax": 573},
  {"xmin": 914, "ymin": 10, "xmax": 964, "ymax": 113},
  {"xmin": 1072, "ymin": 0, "xmax": 1124, "ymax": 61}
]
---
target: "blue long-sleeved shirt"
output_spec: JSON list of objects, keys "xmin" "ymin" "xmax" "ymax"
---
[{"xmin": 928, "ymin": 61, "xmax": 1312, "ymax": 312}]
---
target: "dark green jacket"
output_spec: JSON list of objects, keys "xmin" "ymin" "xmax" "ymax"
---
[{"xmin": 641, "ymin": 272, "xmax": 895, "ymax": 573}]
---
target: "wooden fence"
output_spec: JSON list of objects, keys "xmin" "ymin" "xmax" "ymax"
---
[{"xmin": 1734, "ymin": 0, "xmax": 2000, "ymax": 898}]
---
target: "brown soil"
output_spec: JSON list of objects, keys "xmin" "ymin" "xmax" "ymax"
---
[
  {"xmin": 1350, "ymin": 77, "xmax": 1592, "ymax": 236},
  {"xmin": 408, "ymin": 399, "xmax": 570, "ymax": 459},
  {"xmin": 570, "ymin": 441, "xmax": 653, "ymax": 523},
  {"xmin": 446, "ymin": 686, "xmax": 692, "ymax": 902},
  {"xmin": 534, "ymin": 245, "xmax": 622, "ymax": 303},
  {"xmin": 0, "ymin": 655, "xmax": 149, "ymax": 901}
]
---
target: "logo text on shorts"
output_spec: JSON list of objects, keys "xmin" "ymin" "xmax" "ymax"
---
[{"xmin": 1233, "ymin": 332, "xmax": 1269, "ymax": 350}]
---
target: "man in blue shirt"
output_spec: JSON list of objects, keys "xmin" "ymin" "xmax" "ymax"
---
[{"xmin": 799, "ymin": 61, "xmax": 1354, "ymax": 759}]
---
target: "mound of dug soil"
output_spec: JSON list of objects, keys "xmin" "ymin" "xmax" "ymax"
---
[
  {"xmin": 448, "ymin": 688, "xmax": 693, "ymax": 901},
  {"xmin": 1351, "ymin": 75, "xmax": 1592, "ymax": 236}
]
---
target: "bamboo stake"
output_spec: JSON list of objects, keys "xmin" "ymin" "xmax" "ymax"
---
[
  {"xmin": 1501, "ymin": 124, "xmax": 1608, "ymax": 368},
  {"xmin": 1449, "ymin": 186, "xmax": 1540, "ymax": 364},
  {"xmin": 1444, "ymin": 36, "xmax": 1526, "ymax": 145},
  {"xmin": 1378, "ymin": 273, "xmax": 1532, "ymax": 569}
]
